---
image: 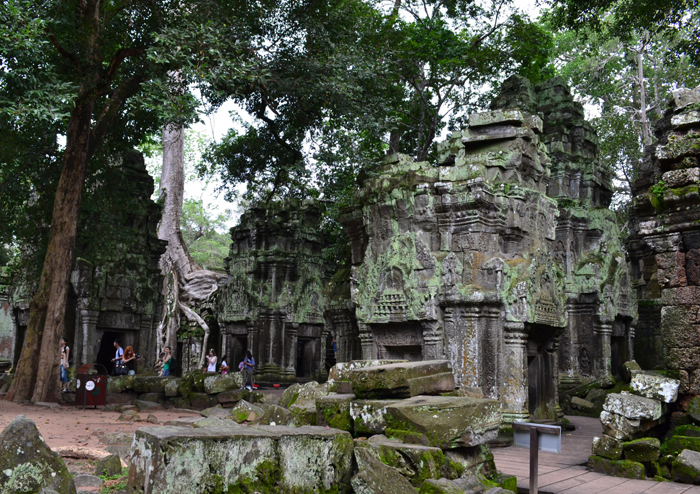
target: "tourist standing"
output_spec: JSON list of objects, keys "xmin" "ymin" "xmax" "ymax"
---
[
  {"xmin": 242, "ymin": 350, "xmax": 255, "ymax": 390},
  {"xmin": 206, "ymin": 349, "xmax": 217, "ymax": 373},
  {"xmin": 111, "ymin": 340, "xmax": 124, "ymax": 376},
  {"xmin": 332, "ymin": 337, "xmax": 337, "ymax": 361},
  {"xmin": 123, "ymin": 346, "xmax": 138, "ymax": 376},
  {"xmin": 60, "ymin": 338, "xmax": 70, "ymax": 393},
  {"xmin": 162, "ymin": 347, "xmax": 172, "ymax": 376},
  {"xmin": 220, "ymin": 355, "xmax": 229, "ymax": 375}
]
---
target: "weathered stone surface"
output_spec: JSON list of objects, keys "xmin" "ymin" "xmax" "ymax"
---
[
  {"xmin": 133, "ymin": 400, "xmax": 159, "ymax": 412},
  {"xmin": 600, "ymin": 411, "xmax": 641, "ymax": 441},
  {"xmin": 94, "ymin": 454, "xmax": 122, "ymax": 477},
  {"xmin": 385, "ymin": 396, "xmax": 501, "ymax": 449},
  {"xmin": 571, "ymin": 396, "xmax": 595, "ymax": 413},
  {"xmin": 133, "ymin": 376, "xmax": 167, "ymax": 394},
  {"xmin": 350, "ymin": 360, "xmax": 455, "ymax": 399},
  {"xmin": 673, "ymin": 449, "xmax": 700, "ymax": 484},
  {"xmin": 418, "ymin": 478, "xmax": 463, "ymax": 494},
  {"xmin": 630, "ymin": 373, "xmax": 679, "ymax": 403},
  {"xmin": 350, "ymin": 399, "xmax": 396, "ymax": 435},
  {"xmin": 587, "ymin": 456, "xmax": 645, "ymax": 479},
  {"xmin": 164, "ymin": 378, "xmax": 180, "ymax": 397},
  {"xmin": 316, "ymin": 394, "xmax": 354, "ymax": 431},
  {"xmin": 230, "ymin": 400, "xmax": 265, "ymax": 423},
  {"xmin": 329, "ymin": 360, "xmax": 408, "ymax": 382},
  {"xmin": 592, "ymin": 435, "xmax": 623, "ymax": 460},
  {"xmin": 107, "ymin": 375, "xmax": 136, "ymax": 394},
  {"xmin": 0, "ymin": 415, "xmax": 76, "ymax": 494},
  {"xmin": 602, "ymin": 393, "xmax": 663, "ymax": 420},
  {"xmin": 360, "ymin": 435, "xmax": 447, "ymax": 486},
  {"xmin": 216, "ymin": 389, "xmax": 247, "ymax": 405},
  {"xmin": 117, "ymin": 410, "xmax": 141, "ymax": 422},
  {"xmin": 687, "ymin": 396, "xmax": 700, "ymax": 423},
  {"xmin": 193, "ymin": 416, "xmax": 231, "ymax": 428},
  {"xmin": 661, "ymin": 435, "xmax": 700, "ymax": 457},
  {"xmin": 351, "ymin": 446, "xmax": 417, "ymax": 494},
  {"xmin": 250, "ymin": 404, "xmax": 293, "ymax": 426},
  {"xmin": 674, "ymin": 425, "xmax": 700, "ymax": 437},
  {"xmin": 200, "ymin": 404, "xmax": 230, "ymax": 419},
  {"xmin": 128, "ymin": 424, "xmax": 353, "ymax": 494},
  {"xmin": 622, "ymin": 438, "xmax": 660, "ymax": 462},
  {"xmin": 280, "ymin": 381, "xmax": 330, "ymax": 409},
  {"xmin": 203, "ymin": 374, "xmax": 243, "ymax": 394},
  {"xmin": 189, "ymin": 392, "xmax": 217, "ymax": 409},
  {"xmin": 73, "ymin": 475, "xmax": 103, "ymax": 488},
  {"xmin": 444, "ymin": 445, "xmax": 497, "ymax": 479},
  {"xmin": 137, "ymin": 392, "xmax": 164, "ymax": 403}
]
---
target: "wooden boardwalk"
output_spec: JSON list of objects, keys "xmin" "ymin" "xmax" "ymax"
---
[{"xmin": 492, "ymin": 416, "xmax": 700, "ymax": 494}]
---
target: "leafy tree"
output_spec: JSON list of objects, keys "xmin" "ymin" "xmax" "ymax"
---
[
  {"xmin": 180, "ymin": 199, "xmax": 232, "ymax": 271},
  {"xmin": 0, "ymin": 0, "xmax": 247, "ymax": 402}
]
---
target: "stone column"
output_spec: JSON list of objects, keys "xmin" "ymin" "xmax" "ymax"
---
[
  {"xmin": 358, "ymin": 322, "xmax": 375, "ymax": 359},
  {"xmin": 461, "ymin": 308, "xmax": 480, "ymax": 388},
  {"xmin": 421, "ymin": 320, "xmax": 444, "ymax": 360},
  {"xmin": 502, "ymin": 321, "xmax": 529, "ymax": 423},
  {"xmin": 79, "ymin": 309, "xmax": 99, "ymax": 365},
  {"xmin": 596, "ymin": 322, "xmax": 612, "ymax": 377},
  {"xmin": 285, "ymin": 324, "xmax": 297, "ymax": 379},
  {"xmin": 627, "ymin": 326, "xmax": 635, "ymax": 361}
]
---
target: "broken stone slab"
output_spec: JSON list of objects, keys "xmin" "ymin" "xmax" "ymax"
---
[
  {"xmin": 200, "ymin": 404, "xmax": 231, "ymax": 419},
  {"xmin": 350, "ymin": 399, "xmax": 396, "ymax": 435},
  {"xmin": 385, "ymin": 395, "xmax": 501, "ymax": 449},
  {"xmin": 133, "ymin": 376, "xmax": 167, "ymax": 394},
  {"xmin": 189, "ymin": 392, "xmax": 217, "ymax": 409},
  {"xmin": 592, "ymin": 435, "xmax": 623, "ymax": 460},
  {"xmin": 316, "ymin": 394, "xmax": 354, "ymax": 432},
  {"xmin": 673, "ymin": 87, "xmax": 700, "ymax": 110},
  {"xmin": 250, "ymin": 404, "xmax": 293, "ymax": 426},
  {"xmin": 193, "ymin": 416, "xmax": 231, "ymax": 428},
  {"xmin": 351, "ymin": 446, "xmax": 417, "ymax": 494},
  {"xmin": 165, "ymin": 417, "xmax": 201, "ymax": 427},
  {"xmin": 359, "ymin": 435, "xmax": 449, "ymax": 487},
  {"xmin": 468, "ymin": 109, "xmax": 543, "ymax": 133},
  {"xmin": 622, "ymin": 438, "xmax": 660, "ymax": 462},
  {"xmin": 673, "ymin": 449, "xmax": 700, "ymax": 484},
  {"xmin": 328, "ymin": 360, "xmax": 408, "ymax": 382},
  {"xmin": 0, "ymin": 415, "xmax": 76, "ymax": 494},
  {"xmin": 599, "ymin": 411, "xmax": 646, "ymax": 441},
  {"xmin": 107, "ymin": 375, "xmax": 136, "ymax": 393},
  {"xmin": 620, "ymin": 361, "xmax": 642, "ymax": 383},
  {"xmin": 602, "ymin": 393, "xmax": 663, "ymax": 420},
  {"xmin": 72, "ymin": 474, "xmax": 104, "ymax": 488},
  {"xmin": 587, "ymin": 456, "xmax": 645, "ymax": 479},
  {"xmin": 216, "ymin": 389, "xmax": 247, "ymax": 405},
  {"xmin": 133, "ymin": 400, "xmax": 159, "ymax": 412},
  {"xmin": 418, "ymin": 478, "xmax": 463, "ymax": 494},
  {"xmin": 94, "ymin": 454, "xmax": 122, "ymax": 477},
  {"xmin": 687, "ymin": 396, "xmax": 700, "ymax": 423},
  {"xmin": 279, "ymin": 381, "xmax": 330, "ymax": 409},
  {"xmin": 350, "ymin": 360, "xmax": 455, "ymax": 399},
  {"xmin": 203, "ymin": 374, "xmax": 243, "ymax": 394},
  {"xmin": 117, "ymin": 410, "xmax": 141, "ymax": 422},
  {"xmin": 630, "ymin": 372, "xmax": 680, "ymax": 403},
  {"xmin": 164, "ymin": 378, "xmax": 180, "ymax": 397},
  {"xmin": 230, "ymin": 400, "xmax": 265, "ymax": 423},
  {"xmin": 288, "ymin": 404, "xmax": 318, "ymax": 426},
  {"xmin": 138, "ymin": 392, "xmax": 165, "ymax": 403},
  {"xmin": 571, "ymin": 396, "xmax": 595, "ymax": 413},
  {"xmin": 129, "ymin": 424, "xmax": 353, "ymax": 494},
  {"xmin": 444, "ymin": 445, "xmax": 497, "ymax": 479}
]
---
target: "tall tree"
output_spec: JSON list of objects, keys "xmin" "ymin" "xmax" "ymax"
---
[{"xmin": 0, "ymin": 0, "xmax": 245, "ymax": 402}]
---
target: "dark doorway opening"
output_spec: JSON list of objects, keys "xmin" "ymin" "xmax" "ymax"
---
[
  {"xmin": 325, "ymin": 333, "xmax": 336, "ymax": 373},
  {"xmin": 611, "ymin": 335, "xmax": 628, "ymax": 378},
  {"xmin": 96, "ymin": 331, "xmax": 125, "ymax": 375},
  {"xmin": 231, "ymin": 336, "xmax": 247, "ymax": 372},
  {"xmin": 526, "ymin": 324, "xmax": 559, "ymax": 420},
  {"xmin": 297, "ymin": 338, "xmax": 317, "ymax": 378}
]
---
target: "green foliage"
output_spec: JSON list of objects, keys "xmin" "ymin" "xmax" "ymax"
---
[{"xmin": 181, "ymin": 199, "xmax": 231, "ymax": 271}]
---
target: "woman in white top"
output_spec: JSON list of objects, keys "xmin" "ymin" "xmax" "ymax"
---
[{"xmin": 206, "ymin": 349, "xmax": 217, "ymax": 373}]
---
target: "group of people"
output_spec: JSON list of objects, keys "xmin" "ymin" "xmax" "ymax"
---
[{"xmin": 204, "ymin": 349, "xmax": 255, "ymax": 390}]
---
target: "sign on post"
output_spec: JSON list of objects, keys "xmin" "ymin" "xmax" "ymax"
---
[{"xmin": 513, "ymin": 422, "xmax": 562, "ymax": 494}]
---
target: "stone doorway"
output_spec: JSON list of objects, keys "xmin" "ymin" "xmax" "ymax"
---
[
  {"xmin": 371, "ymin": 322, "xmax": 424, "ymax": 361},
  {"xmin": 526, "ymin": 325, "xmax": 559, "ymax": 420},
  {"xmin": 96, "ymin": 330, "xmax": 125, "ymax": 375},
  {"xmin": 296, "ymin": 337, "xmax": 317, "ymax": 378}
]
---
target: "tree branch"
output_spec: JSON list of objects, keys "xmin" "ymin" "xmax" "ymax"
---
[
  {"xmin": 104, "ymin": 47, "xmax": 146, "ymax": 81},
  {"xmin": 46, "ymin": 32, "xmax": 83, "ymax": 74}
]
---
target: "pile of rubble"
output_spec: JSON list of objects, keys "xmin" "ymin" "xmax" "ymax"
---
[
  {"xmin": 587, "ymin": 370, "xmax": 700, "ymax": 481},
  {"xmin": 0, "ymin": 360, "xmax": 517, "ymax": 494}
]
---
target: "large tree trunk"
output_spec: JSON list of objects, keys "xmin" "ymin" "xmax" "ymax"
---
[{"xmin": 7, "ymin": 100, "xmax": 93, "ymax": 402}]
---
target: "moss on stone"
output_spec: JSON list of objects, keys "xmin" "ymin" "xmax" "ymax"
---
[{"xmin": 661, "ymin": 436, "xmax": 700, "ymax": 457}]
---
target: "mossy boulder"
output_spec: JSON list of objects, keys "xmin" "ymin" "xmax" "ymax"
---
[
  {"xmin": 350, "ymin": 360, "xmax": 455, "ymax": 399},
  {"xmin": 0, "ymin": 415, "xmax": 76, "ymax": 494},
  {"xmin": 661, "ymin": 435, "xmax": 700, "ymax": 457},
  {"xmin": 230, "ymin": 400, "xmax": 265, "ymax": 423},
  {"xmin": 189, "ymin": 392, "xmax": 217, "ymax": 409},
  {"xmin": 592, "ymin": 435, "xmax": 623, "ymax": 460},
  {"xmin": 672, "ymin": 449, "xmax": 700, "ymax": 484},
  {"xmin": 128, "ymin": 424, "xmax": 354, "ymax": 493},
  {"xmin": 134, "ymin": 400, "xmax": 159, "ymax": 412},
  {"xmin": 203, "ymin": 374, "xmax": 243, "ymax": 394},
  {"xmin": 94, "ymin": 454, "xmax": 122, "ymax": 477},
  {"xmin": 316, "ymin": 394, "xmax": 354, "ymax": 432},
  {"xmin": 107, "ymin": 375, "xmax": 136, "ymax": 393},
  {"xmin": 279, "ymin": 381, "xmax": 329, "ymax": 409},
  {"xmin": 350, "ymin": 399, "xmax": 396, "ymax": 435},
  {"xmin": 216, "ymin": 389, "xmax": 247, "ymax": 406},
  {"xmin": 385, "ymin": 396, "xmax": 501, "ymax": 449},
  {"xmin": 133, "ymin": 376, "xmax": 168, "ymax": 394},
  {"xmin": 620, "ymin": 361, "xmax": 641, "ymax": 383},
  {"xmin": 622, "ymin": 438, "xmax": 660, "ymax": 462},
  {"xmin": 443, "ymin": 445, "xmax": 497, "ymax": 479},
  {"xmin": 587, "ymin": 456, "xmax": 645, "ymax": 479},
  {"xmin": 385, "ymin": 428, "xmax": 430, "ymax": 446},
  {"xmin": 673, "ymin": 425, "xmax": 700, "ymax": 437},
  {"xmin": 688, "ymin": 397, "xmax": 700, "ymax": 423},
  {"xmin": 164, "ymin": 378, "xmax": 180, "ymax": 397},
  {"xmin": 200, "ymin": 404, "xmax": 230, "ymax": 419},
  {"xmin": 350, "ymin": 446, "xmax": 416, "ymax": 494},
  {"xmin": 250, "ymin": 404, "xmax": 293, "ymax": 426},
  {"xmin": 138, "ymin": 392, "xmax": 165, "ymax": 403}
]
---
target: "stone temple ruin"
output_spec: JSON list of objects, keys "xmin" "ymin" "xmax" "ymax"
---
[{"xmin": 341, "ymin": 76, "xmax": 633, "ymax": 421}]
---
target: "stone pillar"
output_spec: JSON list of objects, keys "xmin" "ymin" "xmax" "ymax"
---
[
  {"xmin": 461, "ymin": 308, "xmax": 480, "ymax": 388},
  {"xmin": 627, "ymin": 326, "xmax": 635, "ymax": 361},
  {"xmin": 358, "ymin": 322, "xmax": 375, "ymax": 359},
  {"xmin": 78, "ymin": 309, "xmax": 99, "ymax": 365},
  {"xmin": 596, "ymin": 322, "xmax": 612, "ymax": 376},
  {"xmin": 502, "ymin": 321, "xmax": 529, "ymax": 423},
  {"xmin": 285, "ymin": 324, "xmax": 297, "ymax": 379},
  {"xmin": 421, "ymin": 320, "xmax": 444, "ymax": 360}
]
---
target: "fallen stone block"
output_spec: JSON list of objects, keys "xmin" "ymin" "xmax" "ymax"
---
[
  {"xmin": 200, "ymin": 404, "xmax": 231, "ymax": 419},
  {"xmin": 107, "ymin": 375, "xmax": 136, "ymax": 394},
  {"xmin": 316, "ymin": 394, "xmax": 354, "ymax": 432},
  {"xmin": 359, "ymin": 435, "xmax": 448, "ymax": 486},
  {"xmin": 603, "ymin": 393, "xmax": 663, "ymax": 420},
  {"xmin": 620, "ymin": 361, "xmax": 641, "ymax": 383},
  {"xmin": 592, "ymin": 435, "xmax": 623, "ymax": 460},
  {"xmin": 133, "ymin": 376, "xmax": 167, "ymax": 394},
  {"xmin": 673, "ymin": 449, "xmax": 700, "ymax": 484},
  {"xmin": 165, "ymin": 417, "xmax": 201, "ymax": 427},
  {"xmin": 129, "ymin": 424, "xmax": 353, "ymax": 493},
  {"xmin": 600, "ymin": 411, "xmax": 645, "ymax": 441},
  {"xmin": 216, "ymin": 389, "xmax": 247, "ymax": 405},
  {"xmin": 164, "ymin": 378, "xmax": 180, "ymax": 397},
  {"xmin": 673, "ymin": 425, "xmax": 700, "ymax": 437},
  {"xmin": 230, "ymin": 400, "xmax": 265, "ymax": 423},
  {"xmin": 587, "ymin": 456, "xmax": 645, "ymax": 479},
  {"xmin": 622, "ymin": 438, "xmax": 660, "ymax": 462},
  {"xmin": 350, "ymin": 399, "xmax": 396, "ymax": 435},
  {"xmin": 351, "ymin": 446, "xmax": 416, "ymax": 494},
  {"xmin": 0, "ymin": 415, "xmax": 76, "ymax": 494},
  {"xmin": 73, "ymin": 474, "xmax": 103, "ymax": 488},
  {"xmin": 133, "ymin": 400, "xmax": 159, "ymax": 412},
  {"xmin": 328, "ymin": 360, "xmax": 408, "ymax": 381},
  {"xmin": 288, "ymin": 404, "xmax": 318, "ymax": 426},
  {"xmin": 280, "ymin": 381, "xmax": 330, "ymax": 409},
  {"xmin": 418, "ymin": 478, "xmax": 463, "ymax": 494},
  {"xmin": 117, "ymin": 410, "xmax": 141, "ymax": 422},
  {"xmin": 661, "ymin": 435, "xmax": 700, "ymax": 457},
  {"xmin": 189, "ymin": 392, "xmax": 217, "ymax": 409},
  {"xmin": 571, "ymin": 396, "xmax": 595, "ymax": 413},
  {"xmin": 203, "ymin": 374, "xmax": 243, "ymax": 394},
  {"xmin": 444, "ymin": 445, "xmax": 497, "ymax": 479},
  {"xmin": 385, "ymin": 395, "xmax": 501, "ymax": 449},
  {"xmin": 94, "ymin": 454, "xmax": 122, "ymax": 477},
  {"xmin": 687, "ymin": 396, "xmax": 700, "ymax": 423},
  {"xmin": 137, "ymin": 392, "xmax": 165, "ymax": 403},
  {"xmin": 251, "ymin": 404, "xmax": 293, "ymax": 426},
  {"xmin": 630, "ymin": 372, "xmax": 680, "ymax": 404},
  {"xmin": 350, "ymin": 360, "xmax": 455, "ymax": 399}
]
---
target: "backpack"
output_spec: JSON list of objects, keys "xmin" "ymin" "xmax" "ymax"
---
[{"xmin": 169, "ymin": 357, "xmax": 177, "ymax": 374}]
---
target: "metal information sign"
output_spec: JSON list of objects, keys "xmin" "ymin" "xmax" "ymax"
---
[{"xmin": 513, "ymin": 422, "xmax": 562, "ymax": 494}]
